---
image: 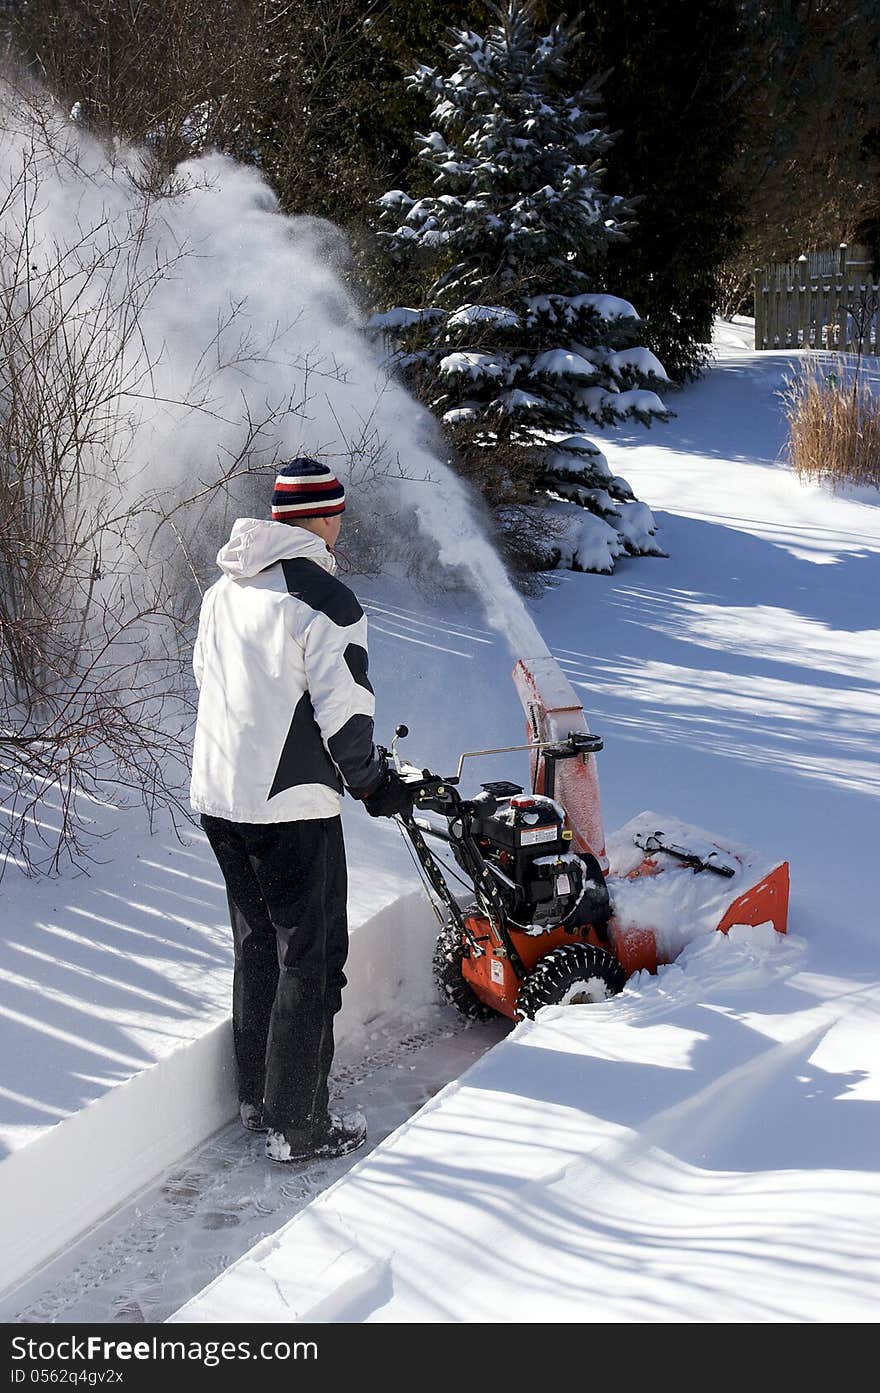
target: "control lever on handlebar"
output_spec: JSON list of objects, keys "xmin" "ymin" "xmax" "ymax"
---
[
  {"xmin": 383, "ymin": 724, "xmax": 461, "ymax": 801},
  {"xmin": 390, "ymin": 723, "xmax": 409, "ymax": 771}
]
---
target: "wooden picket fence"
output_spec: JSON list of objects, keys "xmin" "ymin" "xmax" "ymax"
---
[{"xmin": 753, "ymin": 244, "xmax": 879, "ymax": 353}]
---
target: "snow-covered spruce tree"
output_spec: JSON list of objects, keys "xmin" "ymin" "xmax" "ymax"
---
[{"xmin": 367, "ymin": 0, "xmax": 671, "ymax": 574}]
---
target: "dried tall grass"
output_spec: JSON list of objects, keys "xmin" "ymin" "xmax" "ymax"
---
[{"xmin": 783, "ymin": 360, "xmax": 880, "ymax": 488}]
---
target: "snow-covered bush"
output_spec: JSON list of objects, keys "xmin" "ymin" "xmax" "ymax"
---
[{"xmin": 368, "ymin": 0, "xmax": 670, "ymax": 573}]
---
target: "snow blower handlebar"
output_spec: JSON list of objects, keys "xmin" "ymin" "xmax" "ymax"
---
[
  {"xmin": 377, "ymin": 733, "xmax": 529, "ymax": 970},
  {"xmin": 453, "ymin": 731, "xmax": 603, "ymax": 785},
  {"xmin": 403, "ymin": 772, "xmax": 523, "ymax": 967},
  {"xmin": 384, "ymin": 724, "xmax": 603, "ymax": 785}
]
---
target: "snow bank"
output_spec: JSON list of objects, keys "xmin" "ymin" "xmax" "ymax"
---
[
  {"xmin": 1, "ymin": 1020, "xmax": 236, "ymax": 1303},
  {"xmin": 711, "ymin": 315, "xmax": 757, "ymax": 355},
  {"xmin": 0, "ymin": 575, "xmax": 528, "ymax": 1303},
  {"xmin": 0, "ymin": 881, "xmax": 440, "ymax": 1301},
  {"xmin": 7, "ymin": 332, "xmax": 880, "ymax": 1319}
]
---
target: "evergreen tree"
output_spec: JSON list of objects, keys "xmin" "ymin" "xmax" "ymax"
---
[{"xmin": 370, "ymin": 0, "xmax": 670, "ymax": 573}]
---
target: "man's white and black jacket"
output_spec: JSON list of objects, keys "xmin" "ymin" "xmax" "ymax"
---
[{"xmin": 190, "ymin": 519, "xmax": 382, "ymax": 823}]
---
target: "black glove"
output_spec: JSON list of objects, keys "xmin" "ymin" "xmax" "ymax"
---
[{"xmin": 362, "ymin": 763, "xmax": 414, "ymax": 819}]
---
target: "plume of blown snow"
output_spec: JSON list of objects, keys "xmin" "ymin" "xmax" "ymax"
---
[{"xmin": 0, "ymin": 77, "xmax": 547, "ymax": 660}]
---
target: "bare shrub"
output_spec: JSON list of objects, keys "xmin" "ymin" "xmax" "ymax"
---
[
  {"xmin": 783, "ymin": 360, "xmax": 880, "ymax": 490},
  {"xmin": 2, "ymin": 0, "xmax": 263, "ymax": 169}
]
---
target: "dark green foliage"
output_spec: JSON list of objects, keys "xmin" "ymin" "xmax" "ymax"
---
[
  {"xmin": 562, "ymin": 0, "xmax": 746, "ymax": 380},
  {"xmin": 246, "ymin": 2, "xmax": 399, "ymax": 224}
]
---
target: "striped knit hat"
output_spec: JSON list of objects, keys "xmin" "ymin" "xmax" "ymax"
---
[{"xmin": 271, "ymin": 457, "xmax": 346, "ymax": 523}]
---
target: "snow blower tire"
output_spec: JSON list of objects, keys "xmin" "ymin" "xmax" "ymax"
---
[
  {"xmin": 433, "ymin": 922, "xmax": 496, "ymax": 1021},
  {"xmin": 515, "ymin": 942, "xmax": 626, "ymax": 1020}
]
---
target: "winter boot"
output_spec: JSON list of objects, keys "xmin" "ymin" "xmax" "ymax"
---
[
  {"xmin": 240, "ymin": 1100, "xmax": 268, "ymax": 1133},
  {"xmin": 266, "ymin": 1110, "xmax": 367, "ymax": 1164}
]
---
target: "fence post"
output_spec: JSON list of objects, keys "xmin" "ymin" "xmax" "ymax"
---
[
  {"xmin": 753, "ymin": 267, "xmax": 763, "ymax": 349},
  {"xmin": 797, "ymin": 255, "xmax": 808, "ymax": 348},
  {"xmin": 820, "ymin": 276, "xmax": 832, "ymax": 350},
  {"xmin": 841, "ymin": 242, "xmax": 852, "ymax": 348}
]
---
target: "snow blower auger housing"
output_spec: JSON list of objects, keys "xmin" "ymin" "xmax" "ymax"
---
[{"xmin": 387, "ymin": 652, "xmax": 789, "ymax": 1024}]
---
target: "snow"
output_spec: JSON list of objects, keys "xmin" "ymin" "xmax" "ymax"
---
[
  {"xmin": 442, "ymin": 404, "xmax": 481, "ymax": 425},
  {"xmin": 420, "ymin": 132, "xmax": 449, "ymax": 153},
  {"xmin": 607, "ymin": 346, "xmax": 671, "ymax": 382},
  {"xmin": 579, "ymin": 384, "xmax": 619, "ymax": 414},
  {"xmin": 713, "ymin": 314, "xmax": 757, "ymax": 355},
  {"xmin": 543, "ymin": 444, "xmax": 612, "ymax": 480},
  {"xmin": 7, "ymin": 1012, "xmax": 510, "ymax": 1323},
  {"xmin": 531, "ymin": 348, "xmax": 598, "ymax": 379},
  {"xmin": 612, "ymin": 499, "xmax": 665, "ymax": 554},
  {"xmin": 522, "ymin": 293, "xmax": 638, "ymax": 327},
  {"xmin": 173, "ymin": 930, "xmax": 878, "ymax": 1325},
  {"xmin": 446, "ymin": 304, "xmax": 520, "ymax": 330},
  {"xmin": 606, "ymin": 810, "xmax": 783, "ymax": 962},
  {"xmin": 365, "ymin": 307, "xmax": 446, "ymax": 332},
  {"xmin": 438, "ymin": 350, "xmax": 508, "ymax": 380},
  {"xmin": 376, "ymin": 189, "xmax": 413, "ymax": 209},
  {"xmin": 5, "ymin": 325, "xmax": 880, "ymax": 1322},
  {"xmin": 610, "ymin": 387, "xmax": 671, "ymax": 419},
  {"xmin": 570, "ymin": 292, "xmax": 640, "ymax": 321},
  {"xmin": 491, "ymin": 387, "xmax": 548, "ymax": 414},
  {"xmin": 577, "ymin": 385, "xmax": 670, "ymax": 422},
  {"xmin": 550, "ymin": 432, "xmax": 605, "ymax": 457},
  {"xmin": 548, "ymin": 503, "xmax": 627, "ymax": 574}
]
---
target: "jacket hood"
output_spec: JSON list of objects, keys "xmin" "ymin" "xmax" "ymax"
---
[{"xmin": 215, "ymin": 518, "xmax": 337, "ymax": 580}]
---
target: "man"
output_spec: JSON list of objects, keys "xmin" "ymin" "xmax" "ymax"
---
[{"xmin": 190, "ymin": 458, "xmax": 412, "ymax": 1163}]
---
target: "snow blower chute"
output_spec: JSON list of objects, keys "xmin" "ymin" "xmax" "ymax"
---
[{"xmin": 388, "ymin": 655, "xmax": 789, "ymax": 1022}]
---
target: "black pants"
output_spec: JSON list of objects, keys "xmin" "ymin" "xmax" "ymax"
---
[{"xmin": 200, "ymin": 814, "xmax": 349, "ymax": 1132}]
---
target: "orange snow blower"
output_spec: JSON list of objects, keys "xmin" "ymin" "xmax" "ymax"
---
[{"xmin": 390, "ymin": 656, "xmax": 789, "ymax": 1022}]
